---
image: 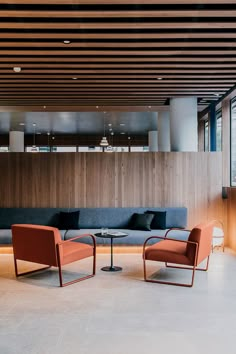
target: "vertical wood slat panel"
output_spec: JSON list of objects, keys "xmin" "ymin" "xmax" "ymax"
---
[{"xmin": 0, "ymin": 152, "xmax": 224, "ymax": 230}]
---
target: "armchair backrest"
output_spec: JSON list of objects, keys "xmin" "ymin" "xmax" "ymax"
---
[
  {"xmin": 12, "ymin": 224, "xmax": 62, "ymax": 267},
  {"xmin": 186, "ymin": 221, "xmax": 215, "ymax": 266}
]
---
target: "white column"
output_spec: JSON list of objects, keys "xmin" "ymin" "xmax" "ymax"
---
[
  {"xmin": 170, "ymin": 97, "xmax": 198, "ymax": 151},
  {"xmin": 9, "ymin": 131, "xmax": 24, "ymax": 152},
  {"xmin": 158, "ymin": 111, "xmax": 170, "ymax": 151},
  {"xmin": 148, "ymin": 131, "xmax": 158, "ymax": 151}
]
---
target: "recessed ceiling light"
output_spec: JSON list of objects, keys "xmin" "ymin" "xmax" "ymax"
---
[
  {"xmin": 120, "ymin": 132, "xmax": 125, "ymax": 135},
  {"xmin": 157, "ymin": 77, "xmax": 163, "ymax": 80},
  {"xmin": 19, "ymin": 123, "xmax": 25, "ymax": 126},
  {"xmin": 108, "ymin": 123, "xmax": 112, "ymax": 126},
  {"xmin": 128, "ymin": 136, "xmax": 131, "ymax": 140},
  {"xmin": 43, "ymin": 105, "xmax": 46, "ymax": 109},
  {"xmin": 33, "ymin": 123, "xmax": 36, "ymax": 127},
  {"xmin": 13, "ymin": 67, "xmax": 21, "ymax": 73},
  {"xmin": 120, "ymin": 123, "xmax": 125, "ymax": 126},
  {"xmin": 109, "ymin": 128, "xmax": 112, "ymax": 131},
  {"xmin": 72, "ymin": 77, "xmax": 77, "ymax": 80},
  {"xmin": 111, "ymin": 132, "xmax": 114, "ymax": 136},
  {"xmin": 63, "ymin": 40, "xmax": 71, "ymax": 44}
]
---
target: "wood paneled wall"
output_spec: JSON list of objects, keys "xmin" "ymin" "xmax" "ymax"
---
[{"xmin": 0, "ymin": 152, "xmax": 225, "ymax": 231}]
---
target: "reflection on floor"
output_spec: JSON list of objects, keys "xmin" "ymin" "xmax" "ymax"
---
[{"xmin": 0, "ymin": 251, "xmax": 235, "ymax": 354}]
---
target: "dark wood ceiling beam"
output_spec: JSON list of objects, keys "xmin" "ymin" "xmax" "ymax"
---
[
  {"xmin": 0, "ymin": 57, "xmax": 235, "ymax": 63},
  {"xmin": 0, "ymin": 93, "xmax": 222, "ymax": 97},
  {"xmin": 2, "ymin": 33, "xmax": 236, "ymax": 40},
  {"xmin": 3, "ymin": 69, "xmax": 236, "ymax": 74},
  {"xmin": 0, "ymin": 88, "xmax": 226, "ymax": 93},
  {"xmin": 0, "ymin": 0, "xmax": 234, "ymax": 5},
  {"xmin": 0, "ymin": 83, "xmax": 231, "ymax": 88},
  {"xmin": 2, "ymin": 22, "xmax": 236, "ymax": 30},
  {"xmin": 0, "ymin": 74, "xmax": 235, "ymax": 79},
  {"xmin": 2, "ymin": 42, "xmax": 236, "ymax": 48},
  {"xmin": 1, "ymin": 63, "xmax": 236, "ymax": 69},
  {"xmin": 4, "ymin": 63, "xmax": 236, "ymax": 69},
  {"xmin": 2, "ymin": 10, "xmax": 236, "ymax": 18},
  {"xmin": 1, "ymin": 49, "xmax": 236, "ymax": 55},
  {"xmin": 0, "ymin": 79, "xmax": 233, "ymax": 83}
]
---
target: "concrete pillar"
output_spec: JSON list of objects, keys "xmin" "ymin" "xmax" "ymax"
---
[
  {"xmin": 148, "ymin": 130, "xmax": 158, "ymax": 151},
  {"xmin": 158, "ymin": 111, "xmax": 170, "ymax": 151},
  {"xmin": 170, "ymin": 97, "xmax": 198, "ymax": 151},
  {"xmin": 9, "ymin": 131, "xmax": 24, "ymax": 152}
]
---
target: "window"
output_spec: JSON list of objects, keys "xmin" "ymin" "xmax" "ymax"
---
[
  {"xmin": 231, "ymin": 98, "xmax": 236, "ymax": 186},
  {"xmin": 0, "ymin": 146, "xmax": 9, "ymax": 152},
  {"xmin": 52, "ymin": 146, "xmax": 77, "ymax": 152},
  {"xmin": 78, "ymin": 146, "xmax": 102, "ymax": 152},
  {"xmin": 216, "ymin": 109, "xmax": 222, "ymax": 152},
  {"xmin": 112, "ymin": 147, "xmax": 129, "ymax": 152},
  {"xmin": 204, "ymin": 120, "xmax": 209, "ymax": 151},
  {"xmin": 131, "ymin": 146, "xmax": 149, "ymax": 152},
  {"xmin": 26, "ymin": 146, "xmax": 50, "ymax": 152}
]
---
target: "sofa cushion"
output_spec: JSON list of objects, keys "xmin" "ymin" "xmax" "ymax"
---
[
  {"xmin": 145, "ymin": 210, "xmax": 167, "ymax": 229},
  {"xmin": 129, "ymin": 213, "xmax": 154, "ymax": 231},
  {"xmin": 58, "ymin": 211, "xmax": 80, "ymax": 230}
]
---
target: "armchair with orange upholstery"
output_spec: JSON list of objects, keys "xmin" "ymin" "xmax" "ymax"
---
[
  {"xmin": 143, "ymin": 221, "xmax": 215, "ymax": 287},
  {"xmin": 11, "ymin": 224, "xmax": 96, "ymax": 287}
]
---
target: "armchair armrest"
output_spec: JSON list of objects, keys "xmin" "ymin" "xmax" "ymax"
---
[
  {"xmin": 57, "ymin": 234, "xmax": 96, "ymax": 248},
  {"xmin": 164, "ymin": 228, "xmax": 191, "ymax": 238}
]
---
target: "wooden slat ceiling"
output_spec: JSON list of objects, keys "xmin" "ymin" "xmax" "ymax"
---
[{"xmin": 0, "ymin": 0, "xmax": 236, "ymax": 111}]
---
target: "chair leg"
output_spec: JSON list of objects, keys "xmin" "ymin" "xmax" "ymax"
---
[
  {"xmin": 143, "ymin": 257, "xmax": 147, "ymax": 281},
  {"xmin": 14, "ymin": 257, "xmax": 51, "ymax": 277},
  {"xmin": 143, "ymin": 257, "xmax": 196, "ymax": 287},
  {"xmin": 56, "ymin": 246, "xmax": 96, "ymax": 287}
]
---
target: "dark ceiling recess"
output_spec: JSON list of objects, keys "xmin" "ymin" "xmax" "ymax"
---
[{"xmin": 0, "ymin": 0, "xmax": 235, "ymax": 111}]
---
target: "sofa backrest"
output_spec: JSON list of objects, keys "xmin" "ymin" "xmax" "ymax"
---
[
  {"xmin": 0, "ymin": 207, "xmax": 187, "ymax": 229},
  {"xmin": 79, "ymin": 207, "xmax": 187, "ymax": 229}
]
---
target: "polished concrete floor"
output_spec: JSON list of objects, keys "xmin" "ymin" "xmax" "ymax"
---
[{"xmin": 0, "ymin": 250, "xmax": 235, "ymax": 354}]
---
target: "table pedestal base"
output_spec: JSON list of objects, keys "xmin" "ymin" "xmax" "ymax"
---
[{"xmin": 101, "ymin": 266, "xmax": 122, "ymax": 272}]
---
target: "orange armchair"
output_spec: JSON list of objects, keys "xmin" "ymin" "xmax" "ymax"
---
[
  {"xmin": 11, "ymin": 224, "xmax": 96, "ymax": 287},
  {"xmin": 143, "ymin": 221, "xmax": 214, "ymax": 287}
]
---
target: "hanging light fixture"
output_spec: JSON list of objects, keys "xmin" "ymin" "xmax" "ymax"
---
[
  {"xmin": 106, "ymin": 131, "xmax": 114, "ymax": 152},
  {"xmin": 47, "ymin": 132, "xmax": 51, "ymax": 152},
  {"xmin": 100, "ymin": 113, "xmax": 109, "ymax": 147},
  {"xmin": 30, "ymin": 123, "xmax": 38, "ymax": 152}
]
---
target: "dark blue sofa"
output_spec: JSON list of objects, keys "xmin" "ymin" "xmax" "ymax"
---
[{"xmin": 0, "ymin": 207, "xmax": 189, "ymax": 246}]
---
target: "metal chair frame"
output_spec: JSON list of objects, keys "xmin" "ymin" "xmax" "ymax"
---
[
  {"xmin": 143, "ymin": 235, "xmax": 209, "ymax": 288},
  {"xmin": 14, "ymin": 234, "xmax": 96, "ymax": 287}
]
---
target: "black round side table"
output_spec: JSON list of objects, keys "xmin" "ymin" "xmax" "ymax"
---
[{"xmin": 95, "ymin": 232, "xmax": 128, "ymax": 271}]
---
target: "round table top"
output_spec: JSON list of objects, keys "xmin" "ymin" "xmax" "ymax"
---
[{"xmin": 95, "ymin": 232, "xmax": 128, "ymax": 239}]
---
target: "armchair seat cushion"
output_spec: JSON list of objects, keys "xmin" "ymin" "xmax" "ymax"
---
[
  {"xmin": 60, "ymin": 242, "xmax": 94, "ymax": 265},
  {"xmin": 145, "ymin": 240, "xmax": 192, "ymax": 266}
]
